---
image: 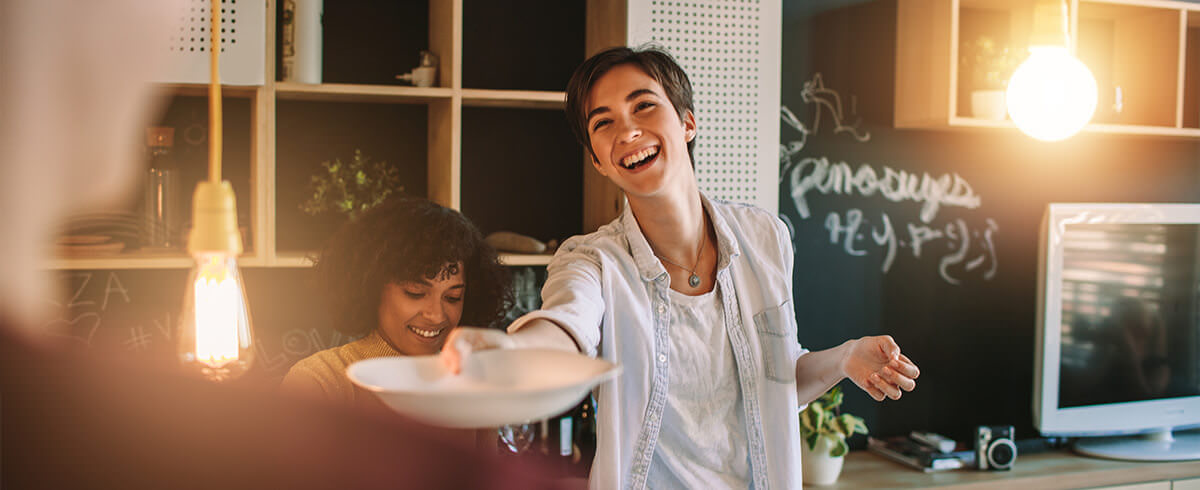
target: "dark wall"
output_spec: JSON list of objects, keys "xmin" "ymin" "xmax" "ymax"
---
[{"xmin": 783, "ymin": 0, "xmax": 1200, "ymax": 446}]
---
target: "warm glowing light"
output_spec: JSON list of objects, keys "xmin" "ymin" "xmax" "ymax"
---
[
  {"xmin": 1006, "ymin": 46, "xmax": 1098, "ymax": 142},
  {"xmin": 193, "ymin": 255, "xmax": 242, "ymax": 366},
  {"xmin": 178, "ymin": 253, "xmax": 254, "ymax": 381}
]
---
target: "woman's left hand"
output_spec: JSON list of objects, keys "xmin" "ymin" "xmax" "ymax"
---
[{"xmin": 843, "ymin": 335, "xmax": 919, "ymax": 401}]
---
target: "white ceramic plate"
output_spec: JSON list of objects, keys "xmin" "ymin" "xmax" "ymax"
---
[{"xmin": 347, "ymin": 349, "xmax": 620, "ymax": 428}]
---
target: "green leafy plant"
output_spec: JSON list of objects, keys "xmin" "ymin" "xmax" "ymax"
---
[
  {"xmin": 800, "ymin": 386, "xmax": 868, "ymax": 457},
  {"xmin": 960, "ymin": 36, "xmax": 1024, "ymax": 91},
  {"xmin": 300, "ymin": 149, "xmax": 402, "ymax": 221}
]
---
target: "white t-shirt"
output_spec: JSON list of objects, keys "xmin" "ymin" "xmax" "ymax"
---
[{"xmin": 647, "ymin": 283, "xmax": 750, "ymax": 488}]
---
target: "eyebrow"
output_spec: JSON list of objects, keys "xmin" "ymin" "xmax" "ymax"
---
[
  {"xmin": 406, "ymin": 280, "xmax": 465, "ymax": 290},
  {"xmin": 586, "ymin": 88, "xmax": 658, "ymax": 124}
]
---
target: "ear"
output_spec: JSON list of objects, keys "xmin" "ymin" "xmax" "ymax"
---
[{"xmin": 682, "ymin": 110, "xmax": 697, "ymax": 142}]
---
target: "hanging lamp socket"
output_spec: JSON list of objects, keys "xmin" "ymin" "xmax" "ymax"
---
[
  {"xmin": 187, "ymin": 181, "xmax": 243, "ymax": 255},
  {"xmin": 1030, "ymin": 0, "xmax": 1070, "ymax": 48}
]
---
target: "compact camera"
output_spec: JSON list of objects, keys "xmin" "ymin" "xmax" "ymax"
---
[{"xmin": 975, "ymin": 425, "xmax": 1016, "ymax": 471}]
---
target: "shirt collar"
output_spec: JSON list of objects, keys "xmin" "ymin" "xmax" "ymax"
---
[{"xmin": 621, "ymin": 193, "xmax": 740, "ymax": 283}]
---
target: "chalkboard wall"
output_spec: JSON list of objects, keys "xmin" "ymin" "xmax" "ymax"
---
[{"xmin": 784, "ymin": 0, "xmax": 1200, "ymax": 446}]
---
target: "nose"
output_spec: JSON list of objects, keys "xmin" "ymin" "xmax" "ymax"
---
[
  {"xmin": 420, "ymin": 297, "xmax": 447, "ymax": 325},
  {"xmin": 615, "ymin": 116, "xmax": 642, "ymax": 143}
]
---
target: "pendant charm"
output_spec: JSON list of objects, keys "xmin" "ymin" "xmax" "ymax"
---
[{"xmin": 688, "ymin": 274, "xmax": 701, "ymax": 288}]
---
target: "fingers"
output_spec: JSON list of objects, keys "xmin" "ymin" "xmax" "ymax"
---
[
  {"xmin": 439, "ymin": 330, "xmax": 473, "ymax": 375},
  {"xmin": 863, "ymin": 383, "xmax": 887, "ymax": 402},
  {"xmin": 890, "ymin": 354, "xmax": 920, "ymax": 379},
  {"xmin": 880, "ymin": 365, "xmax": 917, "ymax": 392},
  {"xmin": 868, "ymin": 372, "xmax": 904, "ymax": 400}
]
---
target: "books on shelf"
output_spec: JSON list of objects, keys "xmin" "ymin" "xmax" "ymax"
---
[{"xmin": 867, "ymin": 436, "xmax": 972, "ymax": 472}]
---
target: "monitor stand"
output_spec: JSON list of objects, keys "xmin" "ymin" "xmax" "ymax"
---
[{"xmin": 1074, "ymin": 428, "xmax": 1200, "ymax": 462}]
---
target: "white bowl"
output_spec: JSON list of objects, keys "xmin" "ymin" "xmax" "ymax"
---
[{"xmin": 347, "ymin": 349, "xmax": 620, "ymax": 428}]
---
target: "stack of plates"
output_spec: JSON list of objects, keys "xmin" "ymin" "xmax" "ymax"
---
[{"xmin": 56, "ymin": 235, "xmax": 125, "ymax": 257}]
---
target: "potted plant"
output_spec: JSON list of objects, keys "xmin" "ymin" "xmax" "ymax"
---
[
  {"xmin": 959, "ymin": 36, "xmax": 1024, "ymax": 121},
  {"xmin": 800, "ymin": 385, "xmax": 868, "ymax": 486},
  {"xmin": 300, "ymin": 149, "xmax": 402, "ymax": 221}
]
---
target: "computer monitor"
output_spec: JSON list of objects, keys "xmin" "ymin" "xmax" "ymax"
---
[{"xmin": 1034, "ymin": 203, "xmax": 1200, "ymax": 461}]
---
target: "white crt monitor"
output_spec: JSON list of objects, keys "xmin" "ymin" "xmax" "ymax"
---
[{"xmin": 1035, "ymin": 203, "xmax": 1200, "ymax": 461}]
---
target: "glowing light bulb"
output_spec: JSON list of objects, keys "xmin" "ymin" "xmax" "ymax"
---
[
  {"xmin": 178, "ymin": 253, "xmax": 255, "ymax": 381},
  {"xmin": 1006, "ymin": 46, "xmax": 1098, "ymax": 142}
]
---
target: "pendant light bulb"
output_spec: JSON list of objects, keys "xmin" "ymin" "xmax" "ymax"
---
[
  {"xmin": 1006, "ymin": 46, "xmax": 1098, "ymax": 141},
  {"xmin": 1005, "ymin": 0, "xmax": 1098, "ymax": 141}
]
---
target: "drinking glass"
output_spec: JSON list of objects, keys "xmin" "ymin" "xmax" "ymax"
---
[{"xmin": 498, "ymin": 423, "xmax": 535, "ymax": 454}]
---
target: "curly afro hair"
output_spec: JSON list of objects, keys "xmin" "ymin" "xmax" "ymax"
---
[{"xmin": 313, "ymin": 196, "xmax": 512, "ymax": 336}]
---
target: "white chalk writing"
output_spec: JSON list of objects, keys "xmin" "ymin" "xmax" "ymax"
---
[
  {"xmin": 786, "ymin": 156, "xmax": 981, "ymax": 224},
  {"xmin": 781, "ymin": 74, "xmax": 998, "ymax": 286},
  {"xmin": 824, "ymin": 209, "xmax": 999, "ymax": 284}
]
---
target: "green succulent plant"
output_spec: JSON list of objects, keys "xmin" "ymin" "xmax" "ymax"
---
[
  {"xmin": 800, "ymin": 385, "xmax": 868, "ymax": 458},
  {"xmin": 300, "ymin": 149, "xmax": 402, "ymax": 221}
]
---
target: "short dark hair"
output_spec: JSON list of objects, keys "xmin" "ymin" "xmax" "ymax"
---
[
  {"xmin": 313, "ymin": 196, "xmax": 512, "ymax": 336},
  {"xmin": 565, "ymin": 45, "xmax": 696, "ymax": 165}
]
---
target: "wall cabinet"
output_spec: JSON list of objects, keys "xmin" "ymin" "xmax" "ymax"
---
[
  {"xmin": 896, "ymin": 0, "xmax": 1200, "ymax": 138},
  {"xmin": 53, "ymin": 0, "xmax": 614, "ymax": 270}
]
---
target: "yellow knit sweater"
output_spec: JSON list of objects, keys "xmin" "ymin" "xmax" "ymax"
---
[
  {"xmin": 280, "ymin": 330, "xmax": 488, "ymax": 449},
  {"xmin": 280, "ymin": 330, "xmax": 399, "ymax": 411}
]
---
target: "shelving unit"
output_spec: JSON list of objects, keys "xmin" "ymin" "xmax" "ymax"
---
[
  {"xmin": 53, "ymin": 0, "xmax": 605, "ymax": 270},
  {"xmin": 895, "ymin": 0, "xmax": 1200, "ymax": 138}
]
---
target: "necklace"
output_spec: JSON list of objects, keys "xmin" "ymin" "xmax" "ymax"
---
[{"xmin": 655, "ymin": 228, "xmax": 707, "ymax": 288}]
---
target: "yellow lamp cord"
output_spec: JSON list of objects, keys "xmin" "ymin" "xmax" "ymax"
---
[{"xmin": 208, "ymin": 0, "xmax": 222, "ymax": 184}]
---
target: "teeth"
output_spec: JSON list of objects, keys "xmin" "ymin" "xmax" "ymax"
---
[
  {"xmin": 408, "ymin": 325, "xmax": 444, "ymax": 338},
  {"xmin": 621, "ymin": 147, "xmax": 658, "ymax": 168}
]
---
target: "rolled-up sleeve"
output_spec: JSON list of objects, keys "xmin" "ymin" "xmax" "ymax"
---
[{"xmin": 507, "ymin": 237, "xmax": 606, "ymax": 357}]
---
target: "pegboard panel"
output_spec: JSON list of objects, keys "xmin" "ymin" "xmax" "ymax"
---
[
  {"xmin": 628, "ymin": 0, "xmax": 780, "ymax": 212},
  {"xmin": 152, "ymin": 0, "xmax": 265, "ymax": 86}
]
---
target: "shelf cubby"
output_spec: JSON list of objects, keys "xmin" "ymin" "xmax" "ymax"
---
[
  {"xmin": 274, "ymin": 100, "xmax": 429, "ymax": 253},
  {"xmin": 897, "ymin": 0, "xmax": 1200, "ymax": 138}
]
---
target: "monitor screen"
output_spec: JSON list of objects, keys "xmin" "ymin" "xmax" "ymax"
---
[
  {"xmin": 1034, "ymin": 204, "xmax": 1200, "ymax": 461},
  {"xmin": 1057, "ymin": 223, "xmax": 1200, "ymax": 409}
]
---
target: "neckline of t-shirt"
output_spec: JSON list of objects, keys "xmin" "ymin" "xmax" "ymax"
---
[{"xmin": 665, "ymin": 282, "xmax": 720, "ymax": 305}]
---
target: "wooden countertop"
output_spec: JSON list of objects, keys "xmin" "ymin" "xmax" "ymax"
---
[{"xmin": 822, "ymin": 449, "xmax": 1200, "ymax": 489}]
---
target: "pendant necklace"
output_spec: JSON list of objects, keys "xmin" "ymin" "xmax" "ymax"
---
[{"xmin": 655, "ymin": 228, "xmax": 707, "ymax": 288}]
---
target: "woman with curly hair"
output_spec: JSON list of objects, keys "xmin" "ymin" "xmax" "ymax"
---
[{"xmin": 281, "ymin": 196, "xmax": 512, "ymax": 408}]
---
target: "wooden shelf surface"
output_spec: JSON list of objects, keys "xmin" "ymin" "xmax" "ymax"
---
[
  {"xmin": 461, "ymin": 89, "xmax": 566, "ymax": 109},
  {"xmin": 48, "ymin": 251, "xmax": 276, "ymax": 270},
  {"xmin": 275, "ymin": 82, "xmax": 454, "ymax": 104},
  {"xmin": 154, "ymin": 83, "xmax": 259, "ymax": 98},
  {"xmin": 829, "ymin": 449, "xmax": 1200, "ymax": 489},
  {"xmin": 498, "ymin": 253, "xmax": 554, "ymax": 266},
  {"xmin": 933, "ymin": 117, "xmax": 1200, "ymax": 138}
]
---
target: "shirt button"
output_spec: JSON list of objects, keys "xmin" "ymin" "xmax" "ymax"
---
[
  {"xmin": 658, "ymin": 354, "xmax": 667, "ymax": 363},
  {"xmin": 657, "ymin": 304, "xmax": 666, "ymax": 314}
]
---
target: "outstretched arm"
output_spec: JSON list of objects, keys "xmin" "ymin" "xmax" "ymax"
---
[
  {"xmin": 794, "ymin": 335, "xmax": 919, "ymax": 405},
  {"xmin": 440, "ymin": 319, "xmax": 579, "ymax": 374}
]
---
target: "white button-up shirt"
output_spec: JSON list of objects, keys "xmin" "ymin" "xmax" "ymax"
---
[{"xmin": 509, "ymin": 194, "xmax": 807, "ymax": 489}]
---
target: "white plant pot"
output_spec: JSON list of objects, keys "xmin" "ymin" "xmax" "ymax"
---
[
  {"xmin": 801, "ymin": 436, "xmax": 846, "ymax": 486},
  {"xmin": 971, "ymin": 89, "xmax": 1008, "ymax": 121}
]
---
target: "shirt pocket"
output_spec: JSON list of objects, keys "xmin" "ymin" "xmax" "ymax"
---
[{"xmin": 753, "ymin": 300, "xmax": 799, "ymax": 383}]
